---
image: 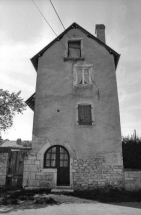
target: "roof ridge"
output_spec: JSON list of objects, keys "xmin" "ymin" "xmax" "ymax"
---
[{"xmin": 30, "ymin": 22, "xmax": 120, "ymax": 71}]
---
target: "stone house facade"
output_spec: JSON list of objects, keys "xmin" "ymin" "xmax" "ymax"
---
[{"xmin": 24, "ymin": 22, "xmax": 124, "ymax": 190}]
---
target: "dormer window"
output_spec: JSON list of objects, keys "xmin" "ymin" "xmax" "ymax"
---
[{"xmin": 68, "ymin": 41, "xmax": 81, "ymax": 58}]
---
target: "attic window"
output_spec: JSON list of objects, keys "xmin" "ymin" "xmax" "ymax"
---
[{"xmin": 68, "ymin": 41, "xmax": 81, "ymax": 58}]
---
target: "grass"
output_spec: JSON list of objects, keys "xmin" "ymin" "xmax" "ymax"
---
[
  {"xmin": 63, "ymin": 186, "xmax": 141, "ymax": 203},
  {"xmin": 0, "ymin": 188, "xmax": 52, "ymax": 206},
  {"xmin": 1, "ymin": 186, "xmax": 141, "ymax": 205}
]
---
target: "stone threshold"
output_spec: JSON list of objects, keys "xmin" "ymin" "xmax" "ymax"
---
[{"xmin": 51, "ymin": 186, "xmax": 74, "ymax": 193}]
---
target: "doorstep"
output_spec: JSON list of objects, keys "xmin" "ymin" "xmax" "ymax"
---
[{"xmin": 51, "ymin": 186, "xmax": 74, "ymax": 193}]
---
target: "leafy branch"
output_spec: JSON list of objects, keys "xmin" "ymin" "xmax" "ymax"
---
[{"xmin": 0, "ymin": 89, "xmax": 27, "ymax": 131}]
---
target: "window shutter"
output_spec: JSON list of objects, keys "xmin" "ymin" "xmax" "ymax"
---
[
  {"xmin": 78, "ymin": 105, "xmax": 92, "ymax": 125},
  {"xmin": 84, "ymin": 105, "xmax": 92, "ymax": 125},
  {"xmin": 78, "ymin": 105, "xmax": 85, "ymax": 125}
]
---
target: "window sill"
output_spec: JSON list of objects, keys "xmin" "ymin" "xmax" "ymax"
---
[
  {"xmin": 75, "ymin": 123, "xmax": 95, "ymax": 127},
  {"xmin": 124, "ymin": 169, "xmax": 141, "ymax": 172},
  {"xmin": 64, "ymin": 57, "xmax": 85, "ymax": 61},
  {"xmin": 73, "ymin": 84, "xmax": 93, "ymax": 88},
  {"xmin": 40, "ymin": 168, "xmax": 57, "ymax": 172}
]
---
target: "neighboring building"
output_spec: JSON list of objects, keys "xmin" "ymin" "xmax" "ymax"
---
[
  {"xmin": 24, "ymin": 22, "xmax": 123, "ymax": 190},
  {"xmin": 0, "ymin": 140, "xmax": 31, "ymax": 188}
]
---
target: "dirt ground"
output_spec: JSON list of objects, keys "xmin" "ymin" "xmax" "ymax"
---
[{"xmin": 0, "ymin": 193, "xmax": 141, "ymax": 214}]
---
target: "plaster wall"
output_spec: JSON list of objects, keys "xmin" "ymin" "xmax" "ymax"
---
[
  {"xmin": 23, "ymin": 28, "xmax": 123, "ymax": 189},
  {"xmin": 33, "ymin": 28, "xmax": 122, "ymax": 159}
]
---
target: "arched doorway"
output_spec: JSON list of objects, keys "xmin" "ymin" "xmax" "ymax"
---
[{"xmin": 44, "ymin": 145, "xmax": 70, "ymax": 186}]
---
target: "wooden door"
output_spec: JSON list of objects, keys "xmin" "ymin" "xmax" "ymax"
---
[
  {"xmin": 57, "ymin": 146, "xmax": 70, "ymax": 186},
  {"xmin": 6, "ymin": 150, "xmax": 24, "ymax": 188},
  {"xmin": 44, "ymin": 146, "xmax": 70, "ymax": 186}
]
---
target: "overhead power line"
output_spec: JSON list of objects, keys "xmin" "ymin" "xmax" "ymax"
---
[
  {"xmin": 50, "ymin": 0, "xmax": 100, "ymax": 100},
  {"xmin": 31, "ymin": 0, "xmax": 66, "ymax": 49},
  {"xmin": 32, "ymin": 0, "xmax": 100, "ymax": 100},
  {"xmin": 49, "ymin": 0, "xmax": 83, "ymax": 60},
  {"xmin": 49, "ymin": 0, "xmax": 66, "ymax": 31},
  {"xmin": 49, "ymin": 1, "xmax": 100, "ymax": 99},
  {"xmin": 31, "ymin": 0, "xmax": 58, "ymax": 37}
]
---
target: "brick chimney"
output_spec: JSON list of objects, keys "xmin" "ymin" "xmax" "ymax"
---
[{"xmin": 95, "ymin": 24, "xmax": 106, "ymax": 44}]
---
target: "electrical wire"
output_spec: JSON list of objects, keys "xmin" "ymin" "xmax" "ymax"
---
[
  {"xmin": 49, "ymin": 0, "xmax": 81, "ymax": 57},
  {"xmin": 31, "ymin": 0, "xmax": 58, "ymax": 37},
  {"xmin": 49, "ymin": 0, "xmax": 82, "ymax": 60},
  {"xmin": 31, "ymin": 0, "xmax": 66, "ymax": 50},
  {"xmin": 49, "ymin": 0, "xmax": 66, "ymax": 31},
  {"xmin": 32, "ymin": 0, "xmax": 100, "ymax": 100},
  {"xmin": 49, "ymin": 0, "xmax": 100, "ymax": 99}
]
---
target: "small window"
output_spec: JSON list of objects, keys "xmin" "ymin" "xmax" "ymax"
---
[
  {"xmin": 68, "ymin": 41, "xmax": 81, "ymax": 58},
  {"xmin": 44, "ymin": 147, "xmax": 56, "ymax": 167},
  {"xmin": 74, "ymin": 66, "xmax": 92, "ymax": 85},
  {"xmin": 44, "ymin": 146, "xmax": 69, "ymax": 168},
  {"xmin": 78, "ymin": 105, "xmax": 92, "ymax": 125}
]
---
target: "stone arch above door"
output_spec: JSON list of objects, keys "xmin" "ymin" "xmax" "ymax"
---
[
  {"xmin": 36, "ymin": 140, "xmax": 76, "ymax": 187},
  {"xmin": 37, "ymin": 140, "xmax": 76, "ymax": 160}
]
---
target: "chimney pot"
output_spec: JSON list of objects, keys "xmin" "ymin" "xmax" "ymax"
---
[{"xmin": 95, "ymin": 24, "xmax": 106, "ymax": 44}]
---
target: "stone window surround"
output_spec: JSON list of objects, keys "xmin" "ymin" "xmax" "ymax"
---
[
  {"xmin": 64, "ymin": 37, "xmax": 84, "ymax": 60},
  {"xmin": 76, "ymin": 101, "xmax": 95, "ymax": 126},
  {"xmin": 36, "ymin": 141, "xmax": 76, "ymax": 187},
  {"xmin": 73, "ymin": 64, "xmax": 93, "ymax": 86}
]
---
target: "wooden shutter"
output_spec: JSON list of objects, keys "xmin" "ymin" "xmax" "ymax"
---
[{"xmin": 78, "ymin": 105, "xmax": 92, "ymax": 125}]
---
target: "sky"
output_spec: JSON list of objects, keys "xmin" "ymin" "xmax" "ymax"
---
[{"xmin": 0, "ymin": 0, "xmax": 141, "ymax": 140}]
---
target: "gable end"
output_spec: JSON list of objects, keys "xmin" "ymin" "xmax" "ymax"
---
[{"xmin": 31, "ymin": 22, "xmax": 120, "ymax": 72}]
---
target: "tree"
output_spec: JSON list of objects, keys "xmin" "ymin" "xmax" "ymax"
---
[
  {"xmin": 122, "ymin": 130, "xmax": 141, "ymax": 170},
  {"xmin": 0, "ymin": 89, "xmax": 26, "ymax": 131}
]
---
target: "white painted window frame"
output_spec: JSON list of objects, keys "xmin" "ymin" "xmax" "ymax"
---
[{"xmin": 73, "ymin": 64, "xmax": 93, "ymax": 86}]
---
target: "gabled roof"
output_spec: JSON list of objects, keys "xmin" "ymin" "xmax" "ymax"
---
[
  {"xmin": 0, "ymin": 140, "xmax": 31, "ymax": 152},
  {"xmin": 27, "ymin": 22, "xmax": 120, "ymax": 111},
  {"xmin": 31, "ymin": 22, "xmax": 120, "ymax": 71}
]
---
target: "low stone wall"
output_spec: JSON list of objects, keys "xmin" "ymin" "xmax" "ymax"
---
[
  {"xmin": 124, "ymin": 171, "xmax": 141, "ymax": 190},
  {"xmin": 73, "ymin": 153, "xmax": 123, "ymax": 189},
  {"xmin": 0, "ymin": 153, "xmax": 8, "ymax": 186}
]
